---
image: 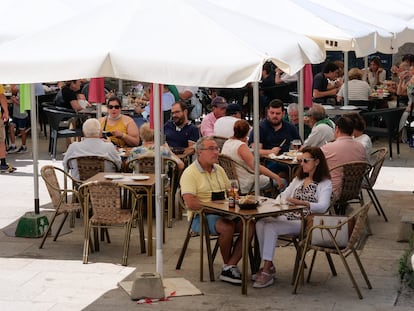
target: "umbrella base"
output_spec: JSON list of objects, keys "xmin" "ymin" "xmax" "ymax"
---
[{"xmin": 15, "ymin": 212, "xmax": 49, "ymax": 238}]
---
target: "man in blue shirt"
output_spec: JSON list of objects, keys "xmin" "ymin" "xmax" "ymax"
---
[
  {"xmin": 249, "ymin": 99, "xmax": 300, "ymax": 176},
  {"xmin": 164, "ymin": 102, "xmax": 199, "ymax": 154}
]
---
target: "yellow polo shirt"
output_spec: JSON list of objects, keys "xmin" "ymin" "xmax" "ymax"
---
[{"xmin": 180, "ymin": 160, "xmax": 230, "ymax": 219}]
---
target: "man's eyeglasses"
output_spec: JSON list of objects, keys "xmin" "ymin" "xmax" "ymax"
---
[
  {"xmin": 200, "ymin": 146, "xmax": 220, "ymax": 152},
  {"xmin": 298, "ymin": 157, "xmax": 314, "ymax": 164},
  {"xmin": 108, "ymin": 105, "xmax": 121, "ymax": 109},
  {"xmin": 171, "ymin": 110, "xmax": 182, "ymax": 115}
]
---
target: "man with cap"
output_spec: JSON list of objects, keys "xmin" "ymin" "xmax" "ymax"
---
[
  {"xmin": 200, "ymin": 96, "xmax": 227, "ymax": 136},
  {"xmin": 213, "ymin": 103, "xmax": 243, "ymax": 138}
]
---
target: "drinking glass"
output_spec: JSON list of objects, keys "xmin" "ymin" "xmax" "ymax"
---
[{"xmin": 229, "ymin": 179, "xmax": 240, "ymax": 198}]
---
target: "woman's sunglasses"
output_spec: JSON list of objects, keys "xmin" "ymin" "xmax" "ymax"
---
[
  {"xmin": 298, "ymin": 157, "xmax": 314, "ymax": 164},
  {"xmin": 108, "ymin": 105, "xmax": 121, "ymax": 109}
]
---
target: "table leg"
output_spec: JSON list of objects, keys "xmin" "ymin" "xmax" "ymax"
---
[
  {"xmin": 241, "ymin": 217, "xmax": 250, "ymax": 295},
  {"xmin": 146, "ymin": 187, "xmax": 153, "ymax": 256},
  {"xmin": 200, "ymin": 211, "xmax": 204, "ymax": 282}
]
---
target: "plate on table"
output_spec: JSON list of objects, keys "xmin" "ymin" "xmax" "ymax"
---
[
  {"xmin": 104, "ymin": 174, "xmax": 124, "ymax": 180},
  {"xmin": 283, "ymin": 152, "xmax": 297, "ymax": 158},
  {"xmin": 340, "ymin": 105, "xmax": 358, "ymax": 110},
  {"xmin": 238, "ymin": 202, "xmax": 259, "ymax": 210},
  {"xmin": 322, "ymin": 105, "xmax": 334, "ymax": 110},
  {"xmin": 130, "ymin": 175, "xmax": 150, "ymax": 181},
  {"xmin": 238, "ymin": 196, "xmax": 259, "ymax": 210}
]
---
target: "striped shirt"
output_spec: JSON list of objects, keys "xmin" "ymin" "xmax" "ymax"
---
[{"xmin": 337, "ymin": 80, "xmax": 371, "ymax": 101}]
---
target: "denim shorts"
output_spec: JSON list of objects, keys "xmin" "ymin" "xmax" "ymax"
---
[
  {"xmin": 191, "ymin": 214, "xmax": 221, "ymax": 235},
  {"xmin": 11, "ymin": 117, "xmax": 27, "ymax": 130}
]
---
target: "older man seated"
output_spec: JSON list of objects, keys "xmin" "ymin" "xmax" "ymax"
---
[
  {"xmin": 302, "ymin": 104, "xmax": 335, "ymax": 148},
  {"xmin": 63, "ymin": 118, "xmax": 121, "ymax": 179}
]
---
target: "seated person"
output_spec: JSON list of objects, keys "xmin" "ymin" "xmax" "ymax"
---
[
  {"xmin": 63, "ymin": 118, "xmax": 122, "ymax": 179},
  {"xmin": 164, "ymin": 102, "xmax": 199, "ymax": 154},
  {"xmin": 312, "ymin": 62, "xmax": 341, "ymax": 104},
  {"xmin": 214, "ymin": 103, "xmax": 243, "ymax": 138},
  {"xmin": 275, "ymin": 67, "xmax": 298, "ymax": 85},
  {"xmin": 337, "ymin": 68, "xmax": 371, "ymax": 103},
  {"xmin": 200, "ymin": 96, "xmax": 227, "ymax": 136},
  {"xmin": 132, "ymin": 102, "xmax": 148, "ymax": 129},
  {"xmin": 365, "ymin": 56, "xmax": 386, "ymax": 88},
  {"xmin": 302, "ymin": 104, "xmax": 335, "ymax": 148},
  {"xmin": 128, "ymin": 123, "xmax": 184, "ymax": 171},
  {"xmin": 321, "ymin": 116, "xmax": 367, "ymax": 197},
  {"xmin": 285, "ymin": 103, "xmax": 311, "ymax": 139},
  {"xmin": 347, "ymin": 112, "xmax": 372, "ymax": 161},
  {"xmin": 54, "ymin": 79, "xmax": 89, "ymax": 112},
  {"xmin": 99, "ymin": 96, "xmax": 140, "ymax": 147},
  {"xmin": 221, "ymin": 119, "xmax": 285, "ymax": 194},
  {"xmin": 253, "ymin": 147, "xmax": 332, "ymax": 288},
  {"xmin": 180, "ymin": 136, "xmax": 255, "ymax": 285},
  {"xmin": 249, "ymin": 99, "xmax": 301, "ymax": 178}
]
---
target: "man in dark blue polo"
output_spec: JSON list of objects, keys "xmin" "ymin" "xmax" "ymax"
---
[
  {"xmin": 164, "ymin": 102, "xmax": 199, "ymax": 154},
  {"xmin": 249, "ymin": 99, "xmax": 300, "ymax": 177}
]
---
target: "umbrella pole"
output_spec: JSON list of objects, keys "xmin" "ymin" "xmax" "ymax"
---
[
  {"xmin": 344, "ymin": 51, "xmax": 349, "ymax": 106},
  {"xmin": 253, "ymin": 82, "xmax": 260, "ymax": 196},
  {"xmin": 299, "ymin": 68, "xmax": 304, "ymax": 140},
  {"xmin": 31, "ymin": 84, "xmax": 40, "ymax": 214},
  {"xmin": 153, "ymin": 83, "xmax": 163, "ymax": 276}
]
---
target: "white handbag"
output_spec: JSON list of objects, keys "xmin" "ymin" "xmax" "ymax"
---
[{"xmin": 310, "ymin": 215, "xmax": 352, "ymax": 248}]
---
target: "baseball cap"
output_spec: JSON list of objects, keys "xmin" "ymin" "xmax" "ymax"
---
[
  {"xmin": 211, "ymin": 96, "xmax": 228, "ymax": 108},
  {"xmin": 226, "ymin": 103, "xmax": 242, "ymax": 115}
]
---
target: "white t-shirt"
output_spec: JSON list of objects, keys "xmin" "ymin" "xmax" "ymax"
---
[{"xmin": 213, "ymin": 116, "xmax": 239, "ymax": 138}]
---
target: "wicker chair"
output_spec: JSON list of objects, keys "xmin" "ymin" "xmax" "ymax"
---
[
  {"xmin": 126, "ymin": 155, "xmax": 179, "ymax": 228},
  {"xmin": 66, "ymin": 155, "xmax": 119, "ymax": 182},
  {"xmin": 39, "ymin": 166, "xmax": 83, "ymax": 249},
  {"xmin": 212, "ymin": 135, "xmax": 228, "ymax": 150},
  {"xmin": 218, "ymin": 154, "xmax": 274, "ymax": 197},
  {"xmin": 79, "ymin": 181, "xmax": 144, "ymax": 266},
  {"xmin": 361, "ymin": 148, "xmax": 388, "ymax": 222},
  {"xmin": 293, "ymin": 202, "xmax": 373, "ymax": 299},
  {"xmin": 330, "ymin": 161, "xmax": 371, "ymax": 215}
]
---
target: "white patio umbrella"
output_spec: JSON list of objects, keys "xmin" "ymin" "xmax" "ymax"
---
[
  {"xmin": 0, "ymin": 0, "xmax": 325, "ymax": 274},
  {"xmin": 308, "ymin": 0, "xmax": 414, "ymax": 52},
  {"xmin": 209, "ymin": 0, "xmax": 401, "ymax": 130}
]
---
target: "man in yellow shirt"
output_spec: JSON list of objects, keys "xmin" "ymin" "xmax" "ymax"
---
[{"xmin": 180, "ymin": 136, "xmax": 255, "ymax": 285}]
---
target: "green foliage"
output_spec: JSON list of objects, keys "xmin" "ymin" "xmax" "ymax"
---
[{"xmin": 399, "ymin": 234, "xmax": 414, "ymax": 288}]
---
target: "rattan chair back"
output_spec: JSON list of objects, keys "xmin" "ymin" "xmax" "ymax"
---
[
  {"xmin": 364, "ymin": 147, "xmax": 387, "ymax": 189},
  {"xmin": 212, "ymin": 135, "xmax": 228, "ymax": 150},
  {"xmin": 80, "ymin": 181, "xmax": 143, "ymax": 266},
  {"xmin": 67, "ymin": 155, "xmax": 119, "ymax": 181},
  {"xmin": 126, "ymin": 155, "xmax": 179, "ymax": 228},
  {"xmin": 330, "ymin": 161, "xmax": 371, "ymax": 205},
  {"xmin": 39, "ymin": 165, "xmax": 82, "ymax": 249},
  {"xmin": 361, "ymin": 147, "xmax": 388, "ymax": 221}
]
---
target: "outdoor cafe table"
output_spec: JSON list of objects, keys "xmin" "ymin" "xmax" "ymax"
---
[
  {"xmin": 263, "ymin": 153, "xmax": 300, "ymax": 182},
  {"xmin": 85, "ymin": 172, "xmax": 156, "ymax": 256},
  {"xmin": 201, "ymin": 198, "xmax": 305, "ymax": 295},
  {"xmin": 323, "ymin": 106, "xmax": 362, "ymax": 118}
]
